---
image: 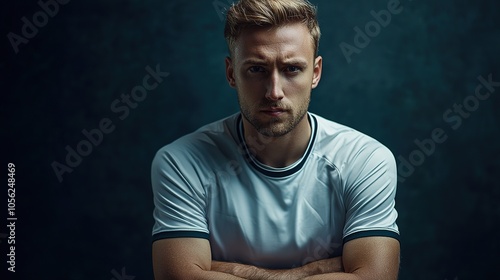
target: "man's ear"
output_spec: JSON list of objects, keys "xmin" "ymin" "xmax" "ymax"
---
[
  {"xmin": 311, "ymin": 56, "xmax": 323, "ymax": 89},
  {"xmin": 225, "ymin": 56, "xmax": 236, "ymax": 88}
]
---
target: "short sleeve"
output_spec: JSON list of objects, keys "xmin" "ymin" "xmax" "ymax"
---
[
  {"xmin": 151, "ymin": 146, "xmax": 209, "ymax": 242},
  {"xmin": 342, "ymin": 144, "xmax": 399, "ymax": 244}
]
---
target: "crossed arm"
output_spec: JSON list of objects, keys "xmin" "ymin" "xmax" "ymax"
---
[{"xmin": 152, "ymin": 236, "xmax": 400, "ymax": 280}]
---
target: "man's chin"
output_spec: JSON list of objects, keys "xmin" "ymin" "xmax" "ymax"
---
[
  {"xmin": 243, "ymin": 113, "xmax": 292, "ymax": 137},
  {"xmin": 256, "ymin": 125, "xmax": 291, "ymax": 138}
]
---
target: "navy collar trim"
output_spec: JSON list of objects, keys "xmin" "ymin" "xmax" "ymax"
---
[{"xmin": 236, "ymin": 113, "xmax": 317, "ymax": 178}]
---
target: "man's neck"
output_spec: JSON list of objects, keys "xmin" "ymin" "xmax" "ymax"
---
[{"xmin": 242, "ymin": 115, "xmax": 312, "ymax": 168}]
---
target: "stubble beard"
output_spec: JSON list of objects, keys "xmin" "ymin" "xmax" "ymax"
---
[{"xmin": 238, "ymin": 95, "xmax": 310, "ymax": 138}]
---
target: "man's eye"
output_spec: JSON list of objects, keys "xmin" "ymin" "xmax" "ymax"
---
[
  {"xmin": 249, "ymin": 66, "xmax": 265, "ymax": 73},
  {"xmin": 286, "ymin": 66, "xmax": 302, "ymax": 73}
]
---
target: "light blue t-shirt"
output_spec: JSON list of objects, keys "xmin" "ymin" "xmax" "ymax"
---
[{"xmin": 151, "ymin": 112, "xmax": 399, "ymax": 269}]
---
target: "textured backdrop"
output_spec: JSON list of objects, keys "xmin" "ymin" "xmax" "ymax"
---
[{"xmin": 2, "ymin": 0, "xmax": 499, "ymax": 279}]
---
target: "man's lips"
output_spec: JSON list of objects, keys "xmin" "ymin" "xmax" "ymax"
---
[{"xmin": 260, "ymin": 107, "xmax": 287, "ymax": 116}]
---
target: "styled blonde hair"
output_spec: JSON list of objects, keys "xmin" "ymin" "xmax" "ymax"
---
[{"xmin": 224, "ymin": 0, "xmax": 321, "ymax": 57}]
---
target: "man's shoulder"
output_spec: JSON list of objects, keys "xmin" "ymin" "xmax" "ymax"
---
[
  {"xmin": 154, "ymin": 113, "xmax": 240, "ymax": 160},
  {"xmin": 311, "ymin": 112, "xmax": 394, "ymax": 161},
  {"xmin": 311, "ymin": 112, "xmax": 378, "ymax": 144}
]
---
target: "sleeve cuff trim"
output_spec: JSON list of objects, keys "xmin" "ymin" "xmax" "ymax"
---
[
  {"xmin": 152, "ymin": 231, "xmax": 210, "ymax": 242},
  {"xmin": 343, "ymin": 230, "xmax": 400, "ymax": 244}
]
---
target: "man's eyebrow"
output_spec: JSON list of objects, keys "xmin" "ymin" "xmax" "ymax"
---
[
  {"xmin": 241, "ymin": 58, "xmax": 308, "ymax": 66},
  {"xmin": 241, "ymin": 59, "xmax": 268, "ymax": 65},
  {"xmin": 282, "ymin": 59, "xmax": 308, "ymax": 67}
]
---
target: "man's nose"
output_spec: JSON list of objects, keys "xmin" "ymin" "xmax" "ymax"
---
[{"xmin": 265, "ymin": 70, "xmax": 285, "ymax": 101}]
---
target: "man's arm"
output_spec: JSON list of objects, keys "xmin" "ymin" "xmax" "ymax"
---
[
  {"xmin": 153, "ymin": 236, "xmax": 398, "ymax": 280},
  {"xmin": 152, "ymin": 237, "xmax": 244, "ymax": 280},
  {"xmin": 303, "ymin": 236, "xmax": 400, "ymax": 280},
  {"xmin": 211, "ymin": 257, "xmax": 343, "ymax": 280},
  {"xmin": 153, "ymin": 236, "xmax": 343, "ymax": 280},
  {"xmin": 210, "ymin": 236, "xmax": 399, "ymax": 280}
]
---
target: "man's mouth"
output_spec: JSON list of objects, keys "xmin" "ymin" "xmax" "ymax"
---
[{"xmin": 261, "ymin": 107, "xmax": 286, "ymax": 116}]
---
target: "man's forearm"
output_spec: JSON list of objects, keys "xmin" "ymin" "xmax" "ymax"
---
[
  {"xmin": 189, "ymin": 270, "xmax": 246, "ymax": 280},
  {"xmin": 211, "ymin": 257, "xmax": 343, "ymax": 280},
  {"xmin": 303, "ymin": 270, "xmax": 396, "ymax": 280},
  {"xmin": 212, "ymin": 261, "xmax": 308, "ymax": 280},
  {"xmin": 303, "ymin": 273, "xmax": 362, "ymax": 280}
]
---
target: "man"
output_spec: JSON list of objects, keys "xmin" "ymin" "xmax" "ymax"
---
[{"xmin": 151, "ymin": 0, "xmax": 400, "ymax": 279}]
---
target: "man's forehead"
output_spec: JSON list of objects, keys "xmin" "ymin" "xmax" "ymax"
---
[{"xmin": 233, "ymin": 23, "xmax": 315, "ymax": 62}]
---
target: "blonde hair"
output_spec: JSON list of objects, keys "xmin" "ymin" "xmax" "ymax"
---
[{"xmin": 224, "ymin": 0, "xmax": 321, "ymax": 57}]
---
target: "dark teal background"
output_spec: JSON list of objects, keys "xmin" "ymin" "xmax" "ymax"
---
[{"xmin": 2, "ymin": 0, "xmax": 499, "ymax": 279}]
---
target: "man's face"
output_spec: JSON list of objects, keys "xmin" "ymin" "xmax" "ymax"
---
[{"xmin": 226, "ymin": 22, "xmax": 322, "ymax": 137}]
